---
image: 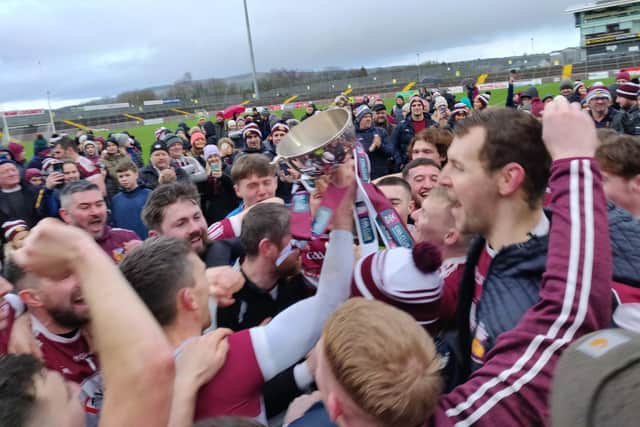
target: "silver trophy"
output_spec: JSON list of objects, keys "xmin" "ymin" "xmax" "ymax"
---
[{"xmin": 275, "ymin": 108, "xmax": 356, "ymax": 177}]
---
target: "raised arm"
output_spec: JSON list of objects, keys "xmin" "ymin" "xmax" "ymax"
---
[
  {"xmin": 430, "ymin": 97, "xmax": 611, "ymax": 426},
  {"xmin": 14, "ymin": 220, "xmax": 175, "ymax": 427},
  {"xmin": 250, "ymin": 178, "xmax": 355, "ymax": 381}
]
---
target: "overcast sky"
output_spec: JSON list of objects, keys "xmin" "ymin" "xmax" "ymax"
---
[{"xmin": 1, "ymin": 0, "xmax": 581, "ymax": 110}]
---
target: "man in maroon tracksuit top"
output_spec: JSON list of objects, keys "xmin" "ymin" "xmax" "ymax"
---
[
  {"xmin": 429, "ymin": 96, "xmax": 612, "ymax": 425},
  {"xmin": 59, "ymin": 180, "xmax": 140, "ymax": 263}
]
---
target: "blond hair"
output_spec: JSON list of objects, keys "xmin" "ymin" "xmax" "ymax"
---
[
  {"xmin": 425, "ymin": 187, "xmax": 473, "ymax": 248},
  {"xmin": 322, "ymin": 298, "xmax": 442, "ymax": 427},
  {"xmin": 426, "ymin": 187, "xmax": 455, "ymax": 224}
]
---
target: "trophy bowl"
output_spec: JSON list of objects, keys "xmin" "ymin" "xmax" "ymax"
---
[{"xmin": 275, "ymin": 108, "xmax": 356, "ymax": 177}]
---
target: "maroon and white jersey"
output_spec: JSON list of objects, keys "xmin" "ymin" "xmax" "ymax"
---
[
  {"xmin": 429, "ymin": 158, "xmax": 612, "ymax": 426},
  {"xmin": 76, "ymin": 155, "xmax": 99, "ymax": 178},
  {"xmin": 300, "ymin": 238, "xmax": 327, "ymax": 287},
  {"xmin": 470, "ymin": 245, "xmax": 495, "ymax": 366},
  {"xmin": 0, "ymin": 295, "xmax": 23, "ymax": 354},
  {"xmin": 192, "ymin": 329, "xmax": 265, "ymax": 422},
  {"xmin": 207, "ymin": 215, "xmax": 242, "ymax": 241},
  {"xmin": 32, "ymin": 316, "xmax": 97, "ymax": 384},
  {"xmin": 95, "ymin": 226, "xmax": 140, "ymax": 264},
  {"xmin": 80, "ymin": 229, "xmax": 356, "ymax": 427},
  {"xmin": 612, "ymin": 280, "xmax": 640, "ymax": 331}
]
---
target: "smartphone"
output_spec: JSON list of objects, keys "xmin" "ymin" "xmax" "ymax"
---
[
  {"xmin": 53, "ymin": 162, "xmax": 64, "ymax": 174},
  {"xmin": 210, "ymin": 159, "xmax": 221, "ymax": 176}
]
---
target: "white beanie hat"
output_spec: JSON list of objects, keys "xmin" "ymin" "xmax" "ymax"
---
[
  {"xmin": 351, "ymin": 242, "xmax": 443, "ymax": 328},
  {"xmin": 203, "ymin": 144, "xmax": 220, "ymax": 160}
]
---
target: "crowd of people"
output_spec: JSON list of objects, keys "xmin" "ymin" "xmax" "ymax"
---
[{"xmin": 0, "ymin": 71, "xmax": 639, "ymax": 427}]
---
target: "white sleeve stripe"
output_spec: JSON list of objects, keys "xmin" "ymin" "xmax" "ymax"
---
[
  {"xmin": 229, "ymin": 215, "xmax": 242, "ymax": 237},
  {"xmin": 207, "ymin": 223, "xmax": 222, "ymax": 240},
  {"xmin": 447, "ymin": 160, "xmax": 594, "ymax": 423},
  {"xmin": 455, "ymin": 160, "xmax": 596, "ymax": 426}
]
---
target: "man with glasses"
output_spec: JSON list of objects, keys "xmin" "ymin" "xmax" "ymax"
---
[{"xmin": 586, "ymin": 83, "xmax": 621, "ymax": 129}]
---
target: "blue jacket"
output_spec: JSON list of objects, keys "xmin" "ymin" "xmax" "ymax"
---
[
  {"xmin": 607, "ymin": 202, "xmax": 640, "ymax": 286},
  {"xmin": 289, "ymin": 401, "xmax": 337, "ymax": 427},
  {"xmin": 456, "ymin": 204, "xmax": 640, "ymax": 381},
  {"xmin": 40, "ymin": 188, "xmax": 62, "ymax": 218},
  {"xmin": 26, "ymin": 155, "xmax": 47, "ymax": 171},
  {"xmin": 111, "ymin": 186, "xmax": 152, "ymax": 238},
  {"xmin": 126, "ymin": 147, "xmax": 143, "ymax": 169},
  {"xmin": 355, "ymin": 126, "xmax": 393, "ymax": 179}
]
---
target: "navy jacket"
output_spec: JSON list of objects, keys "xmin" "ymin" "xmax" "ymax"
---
[
  {"xmin": 590, "ymin": 107, "xmax": 622, "ymax": 129},
  {"xmin": 26, "ymin": 155, "xmax": 47, "ymax": 171},
  {"xmin": 39, "ymin": 187, "xmax": 62, "ymax": 218},
  {"xmin": 111, "ymin": 186, "xmax": 152, "ymax": 238},
  {"xmin": 355, "ymin": 126, "xmax": 393, "ymax": 179},
  {"xmin": 289, "ymin": 401, "xmax": 337, "ymax": 427},
  {"xmin": 390, "ymin": 114, "xmax": 437, "ymax": 169},
  {"xmin": 456, "ymin": 204, "xmax": 640, "ymax": 380}
]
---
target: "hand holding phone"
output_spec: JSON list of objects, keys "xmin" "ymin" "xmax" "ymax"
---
[
  {"xmin": 45, "ymin": 172, "xmax": 64, "ymax": 190},
  {"xmin": 210, "ymin": 159, "xmax": 222, "ymax": 178}
]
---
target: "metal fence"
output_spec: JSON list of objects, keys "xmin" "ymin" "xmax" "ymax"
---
[{"xmin": 6, "ymin": 50, "xmax": 640, "ymax": 142}]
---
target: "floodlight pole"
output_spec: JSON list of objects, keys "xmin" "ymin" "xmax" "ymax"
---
[
  {"xmin": 243, "ymin": 0, "xmax": 260, "ymax": 100},
  {"xmin": 0, "ymin": 105, "xmax": 9, "ymax": 144},
  {"xmin": 47, "ymin": 91, "xmax": 56, "ymax": 134}
]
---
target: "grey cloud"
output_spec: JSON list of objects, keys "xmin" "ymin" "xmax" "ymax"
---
[{"xmin": 0, "ymin": 0, "xmax": 579, "ymax": 105}]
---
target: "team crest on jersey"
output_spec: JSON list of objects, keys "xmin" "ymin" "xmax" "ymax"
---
[{"xmin": 471, "ymin": 321, "xmax": 488, "ymax": 364}]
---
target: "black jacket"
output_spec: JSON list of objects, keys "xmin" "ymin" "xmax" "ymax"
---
[
  {"xmin": 200, "ymin": 169, "xmax": 239, "ymax": 224},
  {"xmin": 611, "ymin": 104, "xmax": 640, "ymax": 135},
  {"xmin": 213, "ymin": 121, "xmax": 227, "ymax": 141},
  {"xmin": 203, "ymin": 238, "xmax": 244, "ymax": 268},
  {"xmin": 0, "ymin": 183, "xmax": 44, "ymax": 231},
  {"xmin": 217, "ymin": 271, "xmax": 311, "ymax": 331},
  {"xmin": 590, "ymin": 107, "xmax": 622, "ymax": 129},
  {"xmin": 390, "ymin": 114, "xmax": 437, "ymax": 169},
  {"xmin": 138, "ymin": 165, "xmax": 189, "ymax": 190},
  {"xmin": 201, "ymin": 121, "xmax": 217, "ymax": 145}
]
